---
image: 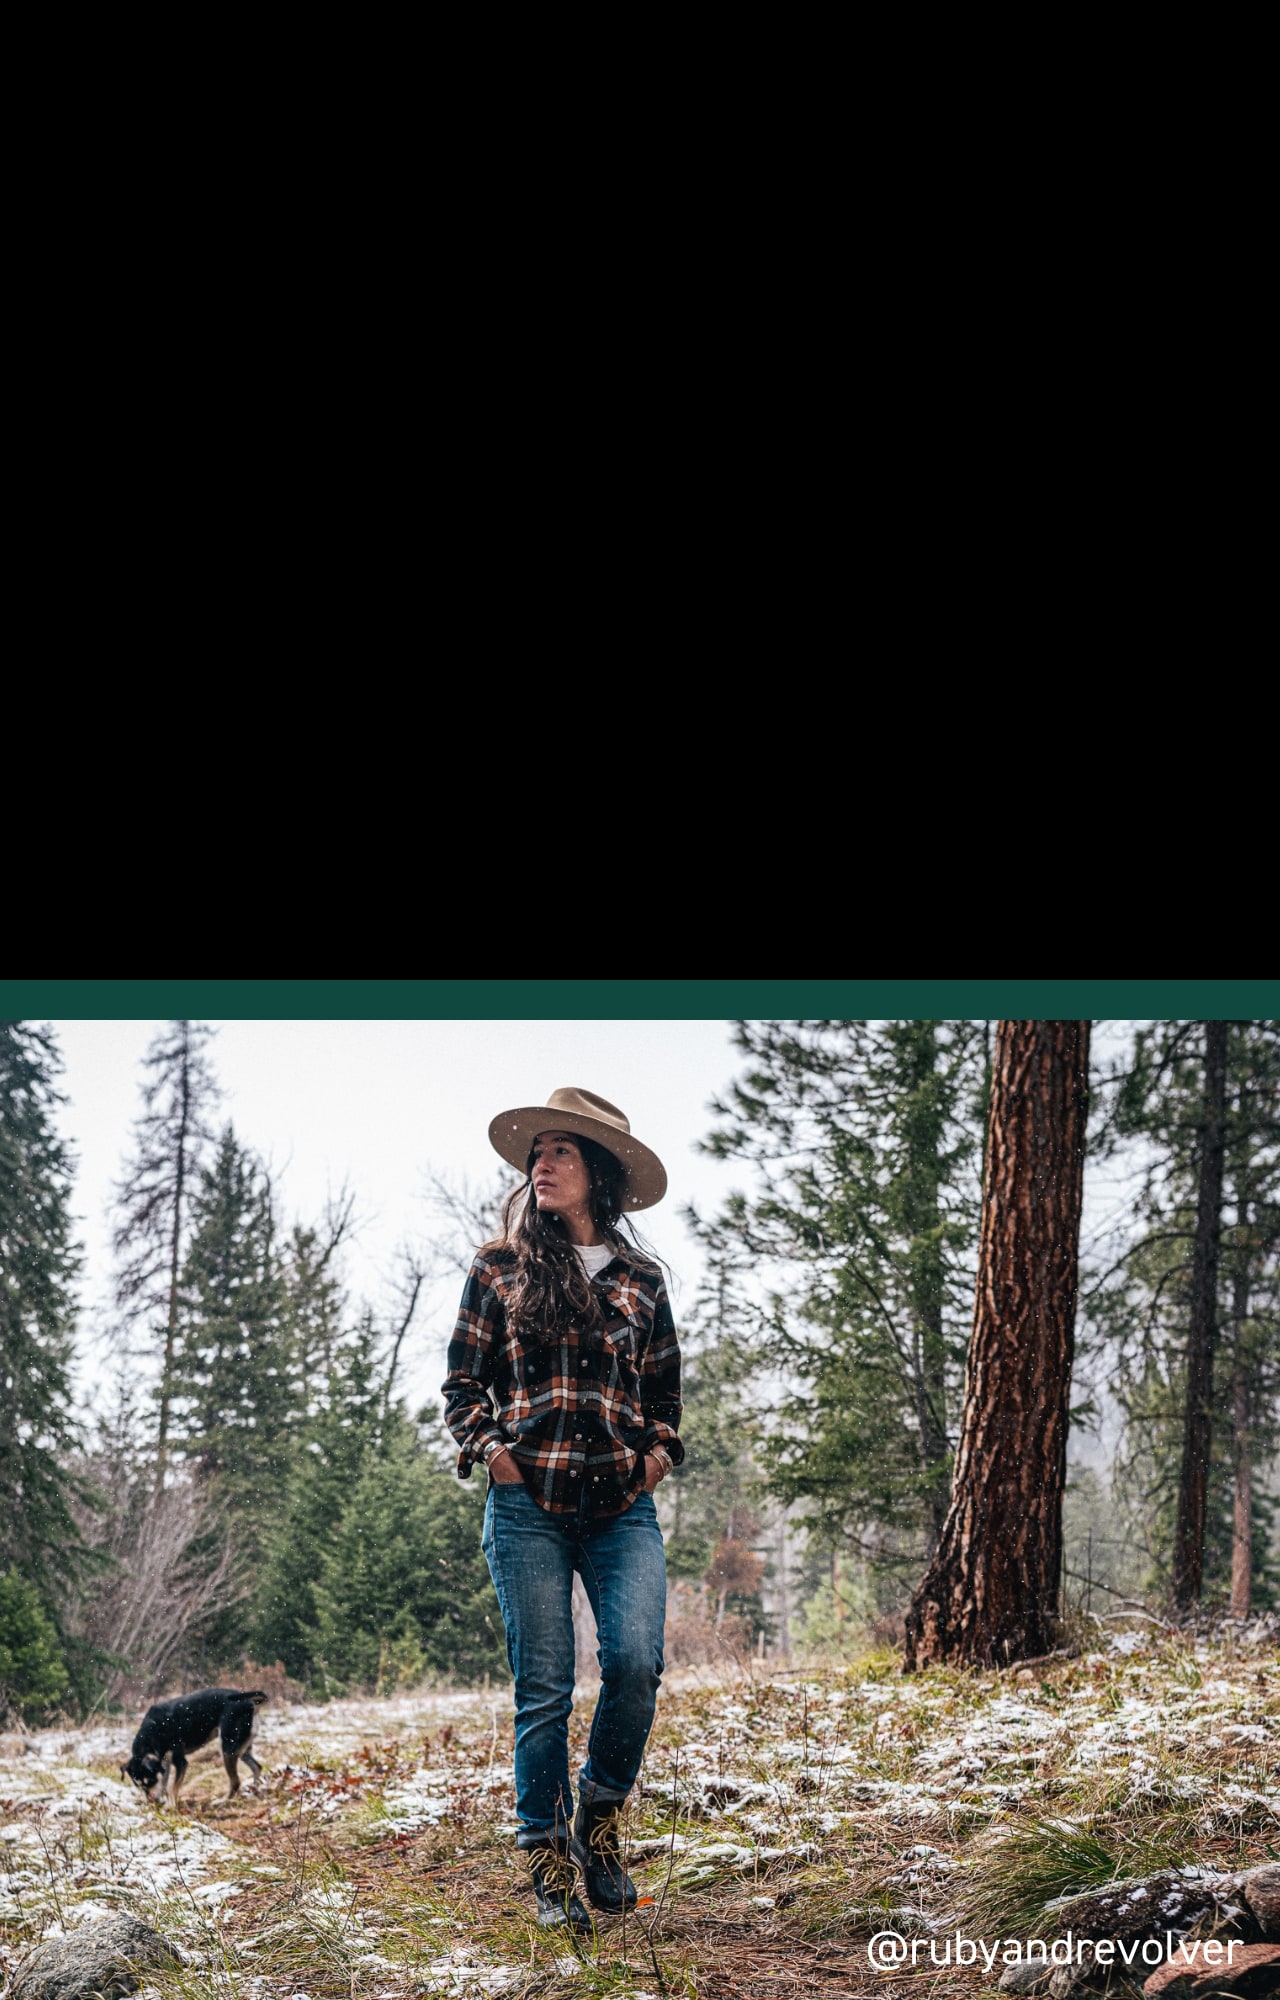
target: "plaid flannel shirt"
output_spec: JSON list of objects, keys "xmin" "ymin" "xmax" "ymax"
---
[{"xmin": 441, "ymin": 1243, "xmax": 684, "ymax": 1517}]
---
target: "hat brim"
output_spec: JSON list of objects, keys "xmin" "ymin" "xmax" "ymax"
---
[{"xmin": 488, "ymin": 1107, "xmax": 667, "ymax": 1212}]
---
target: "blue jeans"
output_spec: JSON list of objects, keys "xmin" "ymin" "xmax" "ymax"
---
[{"xmin": 481, "ymin": 1482, "xmax": 667, "ymax": 1850}]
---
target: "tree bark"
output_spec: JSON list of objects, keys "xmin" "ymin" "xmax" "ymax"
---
[
  {"xmin": 899, "ymin": 1020, "xmax": 951, "ymax": 1553},
  {"xmin": 1229, "ymin": 1186, "xmax": 1253, "ymax": 1621},
  {"xmin": 903, "ymin": 1020, "xmax": 1090, "ymax": 1670},
  {"xmin": 1230, "ymin": 1343, "xmax": 1252, "ymax": 1619},
  {"xmin": 1170, "ymin": 1021, "xmax": 1228, "ymax": 1616},
  {"xmin": 917, "ymin": 1292, "xmax": 950, "ymax": 1553}
]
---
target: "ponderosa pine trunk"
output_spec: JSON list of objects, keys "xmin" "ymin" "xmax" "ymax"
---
[
  {"xmin": 1228, "ymin": 1184, "xmax": 1253, "ymax": 1621},
  {"xmin": 1169, "ymin": 1020, "xmax": 1228, "ymax": 1616},
  {"xmin": 1230, "ymin": 1337, "xmax": 1252, "ymax": 1619},
  {"xmin": 902, "ymin": 1020, "xmax": 1090, "ymax": 1671}
]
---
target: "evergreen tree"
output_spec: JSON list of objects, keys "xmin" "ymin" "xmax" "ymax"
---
[
  {"xmin": 0, "ymin": 1023, "xmax": 93, "ymax": 1601},
  {"xmin": 171, "ymin": 1126, "xmax": 298, "ymax": 1597},
  {"xmin": 791, "ymin": 1538, "xmax": 879, "ymax": 1655},
  {"xmin": 306, "ymin": 1406, "xmax": 504, "ymax": 1693},
  {"xmin": 656, "ymin": 1314, "xmax": 764, "ymax": 1586},
  {"xmin": 1086, "ymin": 1020, "xmax": 1280, "ymax": 1612},
  {"xmin": 282, "ymin": 1188, "xmax": 356, "ymax": 1409},
  {"xmin": 0, "ymin": 1568, "xmax": 69, "ymax": 1721},
  {"xmin": 1213, "ymin": 1022, "xmax": 1280, "ymax": 1613},
  {"xmin": 1170, "ymin": 1022, "xmax": 1229, "ymax": 1612},
  {"xmin": 250, "ymin": 1312, "xmax": 384, "ymax": 1678},
  {"xmin": 688, "ymin": 1020, "xmax": 985, "ymax": 1580},
  {"xmin": 904, "ymin": 1020, "xmax": 1091, "ymax": 1669},
  {"xmin": 110, "ymin": 1021, "xmax": 221, "ymax": 1479}
]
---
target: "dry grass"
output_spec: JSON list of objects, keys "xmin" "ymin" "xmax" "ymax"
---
[{"xmin": 1, "ymin": 1615, "xmax": 1276, "ymax": 1999}]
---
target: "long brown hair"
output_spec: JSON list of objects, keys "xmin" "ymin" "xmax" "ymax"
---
[{"xmin": 489, "ymin": 1134, "xmax": 659, "ymax": 1341}]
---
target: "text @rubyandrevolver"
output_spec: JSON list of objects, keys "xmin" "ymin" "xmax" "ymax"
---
[{"xmin": 867, "ymin": 1929, "xmax": 1250, "ymax": 1975}]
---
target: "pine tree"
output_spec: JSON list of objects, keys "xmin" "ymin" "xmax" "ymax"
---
[
  {"xmin": 282, "ymin": 1187, "xmax": 357, "ymax": 1409},
  {"xmin": 1086, "ymin": 1020, "xmax": 1280, "ymax": 1612},
  {"xmin": 0, "ymin": 1023, "xmax": 93, "ymax": 1601},
  {"xmin": 250, "ymin": 1312, "xmax": 385, "ymax": 1679},
  {"xmin": 171, "ymin": 1126, "xmax": 298, "ymax": 1598},
  {"xmin": 110, "ymin": 1021, "xmax": 221, "ymax": 1480},
  {"xmin": 904, "ymin": 1020, "xmax": 1091, "ymax": 1669},
  {"xmin": 1216, "ymin": 1023, "xmax": 1280, "ymax": 1614},
  {"xmin": 1222, "ymin": 1028, "xmax": 1280, "ymax": 1613},
  {"xmin": 306, "ymin": 1407, "xmax": 503, "ymax": 1693},
  {"xmin": 0, "ymin": 1568, "xmax": 70, "ymax": 1721},
  {"xmin": 656, "ymin": 1302, "xmax": 764, "ymax": 1587},
  {"xmin": 1170, "ymin": 1022, "xmax": 1229, "ymax": 1612},
  {"xmin": 689, "ymin": 1020, "xmax": 985, "ymax": 1579}
]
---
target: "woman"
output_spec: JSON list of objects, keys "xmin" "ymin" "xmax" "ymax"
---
[{"xmin": 441, "ymin": 1086, "xmax": 683, "ymax": 1934}]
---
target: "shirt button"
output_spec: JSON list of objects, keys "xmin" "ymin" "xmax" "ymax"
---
[
  {"xmin": 574, "ymin": 1432, "xmax": 582, "ymax": 1440},
  {"xmin": 570, "ymin": 1469, "xmax": 579, "ymax": 1478}
]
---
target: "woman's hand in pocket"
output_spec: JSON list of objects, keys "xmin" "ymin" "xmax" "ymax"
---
[{"xmin": 488, "ymin": 1447, "xmax": 524, "ymax": 1484}]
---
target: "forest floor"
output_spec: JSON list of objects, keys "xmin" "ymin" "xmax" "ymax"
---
[{"xmin": 1, "ymin": 1616, "xmax": 1276, "ymax": 2000}]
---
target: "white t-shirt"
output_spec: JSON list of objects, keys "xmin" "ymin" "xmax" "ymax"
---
[{"xmin": 574, "ymin": 1241, "xmax": 614, "ymax": 1279}]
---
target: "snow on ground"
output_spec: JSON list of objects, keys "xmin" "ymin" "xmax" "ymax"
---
[{"xmin": 1, "ymin": 1622, "xmax": 1276, "ymax": 1995}]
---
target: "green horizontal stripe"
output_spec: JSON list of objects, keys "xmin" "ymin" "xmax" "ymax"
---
[{"xmin": 2, "ymin": 979, "xmax": 1276, "ymax": 1019}]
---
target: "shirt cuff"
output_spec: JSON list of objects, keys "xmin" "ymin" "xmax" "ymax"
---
[{"xmin": 644, "ymin": 1429, "xmax": 684, "ymax": 1469}]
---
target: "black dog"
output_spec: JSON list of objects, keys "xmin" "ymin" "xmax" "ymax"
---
[{"xmin": 121, "ymin": 1687, "xmax": 267, "ymax": 1806}]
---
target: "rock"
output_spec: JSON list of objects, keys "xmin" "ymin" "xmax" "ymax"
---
[
  {"xmin": 995, "ymin": 1963, "xmax": 1086, "ymax": 1997},
  {"xmin": 1142, "ymin": 1941, "xmax": 1280, "ymax": 1997},
  {"xmin": 997, "ymin": 1962, "xmax": 1053, "ymax": 1993},
  {"xmin": 1238, "ymin": 1863, "xmax": 1280, "ymax": 1940},
  {"xmin": 8, "ymin": 1912, "xmax": 182, "ymax": 1998},
  {"xmin": 1042, "ymin": 1868, "xmax": 1249, "ymax": 1946},
  {"xmin": 997, "ymin": 1860, "xmax": 1277, "ymax": 1999}
]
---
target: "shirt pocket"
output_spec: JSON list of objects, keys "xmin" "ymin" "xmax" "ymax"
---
[
  {"xmin": 604, "ymin": 1289, "xmax": 645, "ymax": 1346},
  {"xmin": 600, "ymin": 1325, "xmax": 641, "ymax": 1388}
]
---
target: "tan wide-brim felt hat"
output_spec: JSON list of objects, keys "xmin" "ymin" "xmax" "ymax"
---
[{"xmin": 488, "ymin": 1086, "xmax": 668, "ymax": 1212}]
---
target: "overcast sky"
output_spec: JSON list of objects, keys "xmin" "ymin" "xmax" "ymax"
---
[{"xmin": 45, "ymin": 1018, "xmax": 748, "ymax": 1417}]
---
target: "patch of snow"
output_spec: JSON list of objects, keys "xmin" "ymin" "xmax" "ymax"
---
[{"xmin": 1107, "ymin": 1631, "xmax": 1145, "ymax": 1655}]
